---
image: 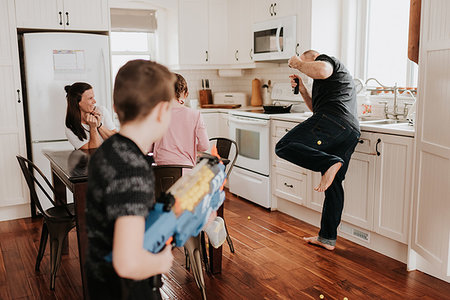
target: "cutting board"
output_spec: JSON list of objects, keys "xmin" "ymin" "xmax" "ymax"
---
[{"xmin": 201, "ymin": 104, "xmax": 242, "ymax": 109}]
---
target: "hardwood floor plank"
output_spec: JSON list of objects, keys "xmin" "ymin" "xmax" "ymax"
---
[{"xmin": 1, "ymin": 192, "xmax": 450, "ymax": 299}]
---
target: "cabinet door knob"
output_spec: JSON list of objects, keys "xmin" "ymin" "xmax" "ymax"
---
[
  {"xmin": 285, "ymin": 128, "xmax": 289, "ymax": 132},
  {"xmin": 17, "ymin": 89, "xmax": 21, "ymax": 103},
  {"xmin": 376, "ymin": 138, "xmax": 381, "ymax": 156},
  {"xmin": 205, "ymin": 50, "xmax": 209, "ymax": 62},
  {"xmin": 284, "ymin": 182, "xmax": 293, "ymax": 188},
  {"xmin": 65, "ymin": 12, "xmax": 69, "ymax": 26},
  {"xmin": 273, "ymin": 3, "xmax": 277, "ymax": 16},
  {"xmin": 269, "ymin": 4, "xmax": 273, "ymax": 16},
  {"xmin": 250, "ymin": 48, "xmax": 253, "ymax": 60},
  {"xmin": 59, "ymin": 11, "xmax": 63, "ymax": 25},
  {"xmin": 235, "ymin": 50, "xmax": 239, "ymax": 61},
  {"xmin": 296, "ymin": 43, "xmax": 300, "ymax": 56},
  {"xmin": 358, "ymin": 140, "xmax": 364, "ymax": 144}
]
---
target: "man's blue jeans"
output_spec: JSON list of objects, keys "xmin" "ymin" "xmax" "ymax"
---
[{"xmin": 275, "ymin": 112, "xmax": 360, "ymax": 246}]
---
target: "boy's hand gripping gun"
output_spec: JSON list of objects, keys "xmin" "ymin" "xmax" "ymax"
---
[{"xmin": 105, "ymin": 151, "xmax": 226, "ymax": 261}]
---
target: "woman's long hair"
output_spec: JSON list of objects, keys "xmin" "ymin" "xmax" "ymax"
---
[{"xmin": 65, "ymin": 82, "xmax": 92, "ymax": 141}]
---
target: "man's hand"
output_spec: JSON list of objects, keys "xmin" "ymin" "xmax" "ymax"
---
[
  {"xmin": 289, "ymin": 74, "xmax": 306, "ymax": 92},
  {"xmin": 288, "ymin": 55, "xmax": 303, "ymax": 70}
]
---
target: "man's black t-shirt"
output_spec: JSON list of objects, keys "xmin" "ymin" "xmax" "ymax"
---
[
  {"xmin": 312, "ymin": 54, "xmax": 359, "ymax": 130},
  {"xmin": 85, "ymin": 133, "xmax": 158, "ymax": 299}
]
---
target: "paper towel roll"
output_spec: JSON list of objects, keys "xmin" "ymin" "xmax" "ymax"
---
[{"xmin": 250, "ymin": 78, "xmax": 262, "ymax": 106}]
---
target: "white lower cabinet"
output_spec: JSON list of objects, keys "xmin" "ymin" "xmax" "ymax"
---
[
  {"xmin": 271, "ymin": 119, "xmax": 414, "ymax": 245},
  {"xmin": 201, "ymin": 111, "xmax": 229, "ymax": 139}
]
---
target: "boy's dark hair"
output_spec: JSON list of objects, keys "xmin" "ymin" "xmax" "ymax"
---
[
  {"xmin": 174, "ymin": 73, "xmax": 188, "ymax": 100},
  {"xmin": 114, "ymin": 60, "xmax": 176, "ymax": 124},
  {"xmin": 65, "ymin": 82, "xmax": 93, "ymax": 141}
]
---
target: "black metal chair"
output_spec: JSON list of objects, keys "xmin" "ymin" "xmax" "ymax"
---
[
  {"xmin": 152, "ymin": 165, "xmax": 208, "ymax": 300},
  {"xmin": 16, "ymin": 155, "xmax": 76, "ymax": 290},
  {"xmin": 208, "ymin": 137, "xmax": 238, "ymax": 253}
]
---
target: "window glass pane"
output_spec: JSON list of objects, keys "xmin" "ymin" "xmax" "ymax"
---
[
  {"xmin": 366, "ymin": 0, "xmax": 411, "ymax": 87},
  {"xmin": 111, "ymin": 55, "xmax": 150, "ymax": 80},
  {"xmin": 236, "ymin": 129, "xmax": 260, "ymax": 160},
  {"xmin": 110, "ymin": 32, "xmax": 149, "ymax": 52}
]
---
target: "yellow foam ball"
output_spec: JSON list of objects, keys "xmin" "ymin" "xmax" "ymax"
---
[
  {"xmin": 247, "ymin": 216, "xmax": 251, "ymax": 220},
  {"xmin": 319, "ymin": 295, "xmax": 324, "ymax": 299}
]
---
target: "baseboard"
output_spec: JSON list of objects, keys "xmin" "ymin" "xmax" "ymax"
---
[{"xmin": 0, "ymin": 204, "xmax": 31, "ymax": 222}]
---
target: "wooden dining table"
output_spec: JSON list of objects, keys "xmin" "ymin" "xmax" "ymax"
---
[{"xmin": 43, "ymin": 148, "xmax": 224, "ymax": 299}]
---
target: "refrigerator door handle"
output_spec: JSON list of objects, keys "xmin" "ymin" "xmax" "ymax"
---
[{"xmin": 100, "ymin": 48, "xmax": 110, "ymax": 112}]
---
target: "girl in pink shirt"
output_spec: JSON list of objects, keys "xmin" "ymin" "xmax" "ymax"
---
[{"xmin": 153, "ymin": 74, "xmax": 209, "ymax": 167}]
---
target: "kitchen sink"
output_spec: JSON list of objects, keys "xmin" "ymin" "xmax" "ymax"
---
[{"xmin": 361, "ymin": 119, "xmax": 409, "ymax": 125}]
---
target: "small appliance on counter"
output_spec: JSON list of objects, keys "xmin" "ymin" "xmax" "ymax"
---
[{"xmin": 205, "ymin": 92, "xmax": 248, "ymax": 109}]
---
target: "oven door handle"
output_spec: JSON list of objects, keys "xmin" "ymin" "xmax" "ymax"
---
[{"xmin": 229, "ymin": 116, "xmax": 269, "ymax": 126}]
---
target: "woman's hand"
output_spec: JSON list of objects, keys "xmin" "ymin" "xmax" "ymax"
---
[{"xmin": 86, "ymin": 113, "xmax": 100, "ymax": 128}]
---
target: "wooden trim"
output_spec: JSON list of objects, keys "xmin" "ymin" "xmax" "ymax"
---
[{"xmin": 408, "ymin": 0, "xmax": 422, "ymax": 63}]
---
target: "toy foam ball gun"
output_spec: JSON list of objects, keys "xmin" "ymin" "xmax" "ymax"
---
[{"xmin": 105, "ymin": 152, "xmax": 226, "ymax": 261}]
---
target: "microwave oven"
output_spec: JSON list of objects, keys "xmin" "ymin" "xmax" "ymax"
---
[{"xmin": 252, "ymin": 15, "xmax": 297, "ymax": 62}]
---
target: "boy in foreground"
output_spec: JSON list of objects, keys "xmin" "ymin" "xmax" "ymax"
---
[{"xmin": 85, "ymin": 60, "xmax": 176, "ymax": 299}]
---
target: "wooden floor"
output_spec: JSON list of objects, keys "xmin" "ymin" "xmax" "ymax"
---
[{"xmin": 1, "ymin": 191, "xmax": 450, "ymax": 300}]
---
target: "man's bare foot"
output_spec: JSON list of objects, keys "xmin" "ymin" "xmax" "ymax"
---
[
  {"xmin": 314, "ymin": 162, "xmax": 342, "ymax": 192},
  {"xmin": 303, "ymin": 236, "xmax": 335, "ymax": 251}
]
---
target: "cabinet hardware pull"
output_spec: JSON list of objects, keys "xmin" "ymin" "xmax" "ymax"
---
[
  {"xmin": 235, "ymin": 50, "xmax": 239, "ymax": 61},
  {"xmin": 250, "ymin": 48, "xmax": 253, "ymax": 60},
  {"xmin": 376, "ymin": 138, "xmax": 381, "ymax": 156},
  {"xmin": 205, "ymin": 50, "xmax": 209, "ymax": 62},
  {"xmin": 285, "ymin": 128, "xmax": 289, "ymax": 132},
  {"xmin": 284, "ymin": 183, "xmax": 293, "ymax": 188},
  {"xmin": 65, "ymin": 12, "xmax": 69, "ymax": 26},
  {"xmin": 296, "ymin": 43, "xmax": 300, "ymax": 56},
  {"xmin": 270, "ymin": 4, "xmax": 273, "ymax": 16},
  {"xmin": 17, "ymin": 89, "xmax": 21, "ymax": 103},
  {"xmin": 59, "ymin": 12, "xmax": 63, "ymax": 25},
  {"xmin": 358, "ymin": 140, "xmax": 364, "ymax": 144},
  {"xmin": 273, "ymin": 3, "xmax": 277, "ymax": 16}
]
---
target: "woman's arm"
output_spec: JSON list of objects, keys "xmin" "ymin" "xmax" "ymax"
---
[
  {"xmin": 80, "ymin": 114, "xmax": 102, "ymax": 149},
  {"xmin": 112, "ymin": 216, "xmax": 173, "ymax": 280},
  {"xmin": 97, "ymin": 125, "xmax": 117, "ymax": 140},
  {"xmin": 95, "ymin": 106, "xmax": 117, "ymax": 140},
  {"xmin": 196, "ymin": 114, "xmax": 210, "ymax": 152}
]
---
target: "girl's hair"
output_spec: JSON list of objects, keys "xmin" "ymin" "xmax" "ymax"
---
[
  {"xmin": 174, "ymin": 73, "xmax": 188, "ymax": 100},
  {"xmin": 65, "ymin": 82, "xmax": 92, "ymax": 141},
  {"xmin": 114, "ymin": 60, "xmax": 176, "ymax": 124}
]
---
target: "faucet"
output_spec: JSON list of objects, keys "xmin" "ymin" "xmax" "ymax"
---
[{"xmin": 364, "ymin": 78, "xmax": 416, "ymax": 120}]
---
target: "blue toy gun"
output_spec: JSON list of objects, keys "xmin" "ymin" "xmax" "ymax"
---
[{"xmin": 105, "ymin": 154, "xmax": 226, "ymax": 261}]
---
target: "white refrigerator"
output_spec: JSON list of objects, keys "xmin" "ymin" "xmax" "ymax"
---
[{"xmin": 22, "ymin": 32, "xmax": 112, "ymax": 210}]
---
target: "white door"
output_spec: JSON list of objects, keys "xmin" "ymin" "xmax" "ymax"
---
[
  {"xmin": 374, "ymin": 134, "xmax": 413, "ymax": 244},
  {"xmin": 178, "ymin": 0, "xmax": 209, "ymax": 65},
  {"xmin": 342, "ymin": 152, "xmax": 376, "ymax": 231},
  {"xmin": 14, "ymin": 0, "xmax": 63, "ymax": 30},
  {"xmin": 0, "ymin": 0, "xmax": 29, "ymax": 219},
  {"xmin": 409, "ymin": 0, "xmax": 450, "ymax": 282},
  {"xmin": 63, "ymin": 0, "xmax": 109, "ymax": 31}
]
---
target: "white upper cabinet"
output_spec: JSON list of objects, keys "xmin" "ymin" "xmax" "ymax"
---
[
  {"xmin": 252, "ymin": 0, "xmax": 297, "ymax": 23},
  {"xmin": 228, "ymin": 0, "xmax": 253, "ymax": 65},
  {"xmin": 0, "ymin": 0, "xmax": 28, "ymax": 218},
  {"xmin": 178, "ymin": 0, "xmax": 210, "ymax": 65},
  {"xmin": 208, "ymin": 0, "xmax": 228, "ymax": 64},
  {"xmin": 14, "ymin": 0, "xmax": 109, "ymax": 31}
]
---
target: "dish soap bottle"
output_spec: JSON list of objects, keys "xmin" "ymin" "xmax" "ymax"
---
[{"xmin": 361, "ymin": 92, "xmax": 373, "ymax": 118}]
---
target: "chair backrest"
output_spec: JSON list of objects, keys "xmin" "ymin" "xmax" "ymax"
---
[
  {"xmin": 16, "ymin": 155, "xmax": 73, "ymax": 218},
  {"xmin": 153, "ymin": 165, "xmax": 192, "ymax": 199},
  {"xmin": 209, "ymin": 137, "xmax": 238, "ymax": 178}
]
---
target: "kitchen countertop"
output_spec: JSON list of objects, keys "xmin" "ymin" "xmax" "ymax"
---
[{"xmin": 199, "ymin": 108, "xmax": 414, "ymax": 137}]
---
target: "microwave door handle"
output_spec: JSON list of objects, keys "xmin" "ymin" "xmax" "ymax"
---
[{"xmin": 276, "ymin": 24, "xmax": 282, "ymax": 53}]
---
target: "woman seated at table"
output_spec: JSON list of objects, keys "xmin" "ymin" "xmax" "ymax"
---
[
  {"xmin": 152, "ymin": 73, "xmax": 209, "ymax": 168},
  {"xmin": 65, "ymin": 82, "xmax": 116, "ymax": 150}
]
